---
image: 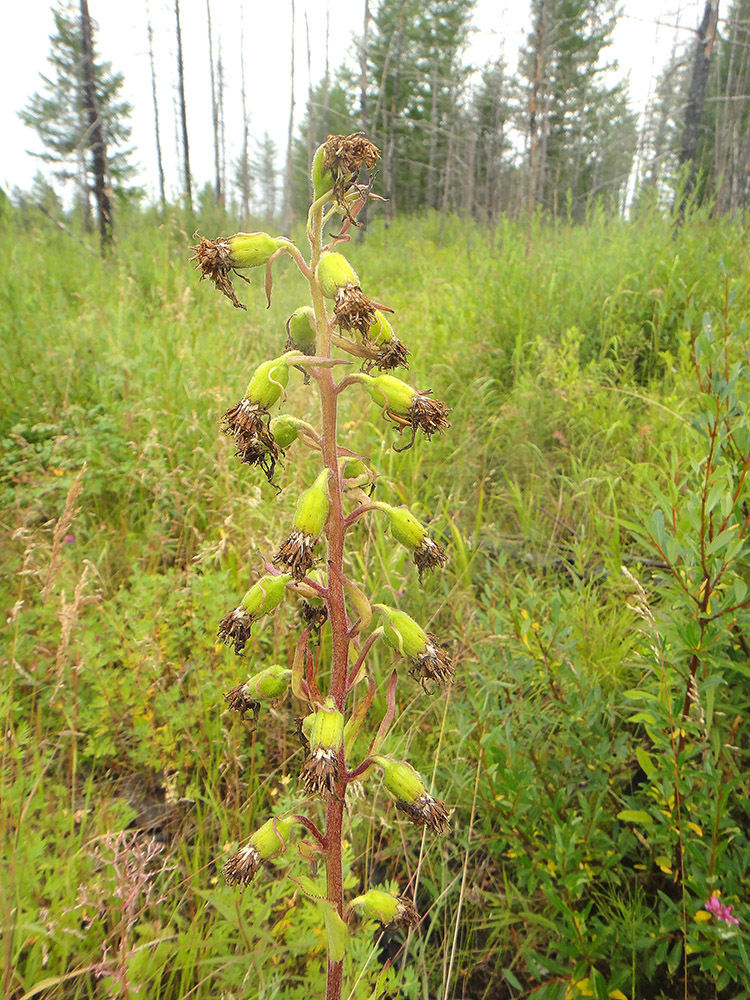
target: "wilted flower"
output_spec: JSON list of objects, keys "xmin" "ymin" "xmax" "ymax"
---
[
  {"xmin": 316, "ymin": 253, "xmax": 388, "ymax": 339},
  {"xmin": 191, "ymin": 232, "xmax": 292, "ymax": 310},
  {"xmin": 374, "ymin": 502, "xmax": 447, "ymax": 580},
  {"xmin": 317, "ymin": 133, "xmax": 380, "ymax": 211},
  {"xmin": 300, "ymin": 697, "xmax": 344, "ymax": 797},
  {"xmin": 362, "ymin": 311, "xmax": 410, "ymax": 373},
  {"xmin": 372, "ymin": 755, "xmax": 450, "ymax": 834},
  {"xmin": 224, "ymin": 816, "xmax": 293, "ymax": 886},
  {"xmin": 224, "ymin": 664, "xmax": 292, "ymax": 723},
  {"xmin": 221, "ymin": 355, "xmax": 293, "ymax": 481},
  {"xmin": 357, "ymin": 373, "xmax": 450, "ymax": 448}
]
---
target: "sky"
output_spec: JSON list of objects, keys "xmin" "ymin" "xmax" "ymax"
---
[{"xmin": 0, "ymin": 0, "xmax": 705, "ymax": 203}]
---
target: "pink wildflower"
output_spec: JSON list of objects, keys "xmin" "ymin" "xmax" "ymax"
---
[{"xmin": 705, "ymin": 893, "xmax": 740, "ymax": 926}]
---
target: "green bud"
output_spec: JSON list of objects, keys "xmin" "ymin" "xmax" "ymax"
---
[
  {"xmin": 376, "ymin": 503, "xmax": 427, "ymax": 550},
  {"xmin": 228, "ymin": 232, "xmax": 291, "ymax": 268},
  {"xmin": 361, "ymin": 373, "xmax": 415, "ymax": 415},
  {"xmin": 270, "ymin": 414, "xmax": 302, "ymax": 449},
  {"xmin": 286, "ymin": 306, "xmax": 317, "ymax": 352},
  {"xmin": 375, "ymin": 605, "xmax": 428, "ymax": 659},
  {"xmin": 317, "ymin": 253, "xmax": 360, "ymax": 298},
  {"xmin": 301, "ymin": 711, "xmax": 316, "ymax": 743},
  {"xmin": 311, "ymin": 143, "xmax": 334, "ymax": 200},
  {"xmin": 241, "ymin": 573, "xmax": 291, "ymax": 618},
  {"xmin": 351, "ymin": 889, "xmax": 419, "ymax": 929},
  {"xmin": 246, "ymin": 356, "xmax": 291, "ymax": 409},
  {"xmin": 294, "ymin": 469, "xmax": 330, "ymax": 536},
  {"xmin": 246, "ymin": 664, "xmax": 292, "ymax": 700},
  {"xmin": 310, "ymin": 696, "xmax": 345, "ymax": 752},
  {"xmin": 368, "ymin": 310, "xmax": 395, "ymax": 345}
]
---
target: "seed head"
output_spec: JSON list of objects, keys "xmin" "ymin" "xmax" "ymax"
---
[
  {"xmin": 362, "ymin": 311, "xmax": 410, "ymax": 373},
  {"xmin": 218, "ymin": 575, "xmax": 291, "ymax": 653},
  {"xmin": 274, "ymin": 470, "xmax": 330, "ymax": 580},
  {"xmin": 375, "ymin": 504, "xmax": 448, "ymax": 580},
  {"xmin": 225, "ymin": 664, "xmax": 292, "ymax": 721},
  {"xmin": 322, "ymin": 133, "xmax": 380, "ymax": 209},
  {"xmin": 300, "ymin": 697, "xmax": 344, "ymax": 797},
  {"xmin": 360, "ymin": 373, "xmax": 450, "ymax": 446},
  {"xmin": 375, "ymin": 605, "xmax": 454, "ymax": 690}
]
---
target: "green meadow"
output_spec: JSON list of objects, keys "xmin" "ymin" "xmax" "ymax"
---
[{"xmin": 2, "ymin": 204, "xmax": 750, "ymax": 999}]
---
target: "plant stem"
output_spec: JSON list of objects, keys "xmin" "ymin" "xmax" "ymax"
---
[{"xmin": 309, "ymin": 201, "xmax": 348, "ymax": 1000}]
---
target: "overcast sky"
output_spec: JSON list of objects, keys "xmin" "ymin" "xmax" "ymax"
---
[{"xmin": 1, "ymin": 0, "xmax": 703, "ymax": 202}]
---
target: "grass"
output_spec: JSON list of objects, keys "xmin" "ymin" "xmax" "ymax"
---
[{"xmin": 2, "ymin": 201, "xmax": 750, "ymax": 999}]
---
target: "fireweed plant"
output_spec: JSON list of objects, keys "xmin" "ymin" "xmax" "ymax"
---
[{"xmin": 191, "ymin": 135, "xmax": 452, "ymax": 999}]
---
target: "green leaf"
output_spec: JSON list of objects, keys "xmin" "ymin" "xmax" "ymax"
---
[
  {"xmin": 636, "ymin": 747, "xmax": 657, "ymax": 778},
  {"xmin": 617, "ymin": 809, "xmax": 654, "ymax": 824},
  {"xmin": 323, "ymin": 905, "xmax": 348, "ymax": 962}
]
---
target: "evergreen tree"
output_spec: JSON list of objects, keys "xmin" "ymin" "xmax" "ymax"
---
[
  {"xmin": 469, "ymin": 58, "xmax": 515, "ymax": 223},
  {"xmin": 19, "ymin": 2, "xmax": 137, "ymax": 229},
  {"xmin": 518, "ymin": 0, "xmax": 637, "ymax": 218}
]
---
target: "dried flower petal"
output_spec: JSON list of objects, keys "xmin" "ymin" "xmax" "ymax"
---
[
  {"xmin": 217, "ymin": 608, "xmax": 254, "ymax": 655},
  {"xmin": 412, "ymin": 633, "xmax": 455, "ymax": 689},
  {"xmin": 300, "ymin": 747, "xmax": 339, "ymax": 797},
  {"xmin": 224, "ymin": 683, "xmax": 261, "ymax": 720},
  {"xmin": 396, "ymin": 792, "xmax": 450, "ymax": 834},
  {"xmin": 274, "ymin": 529, "xmax": 317, "ymax": 581},
  {"xmin": 333, "ymin": 284, "xmax": 378, "ymax": 338},
  {"xmin": 221, "ymin": 398, "xmax": 281, "ymax": 483},
  {"xmin": 224, "ymin": 844, "xmax": 262, "ymax": 886},
  {"xmin": 413, "ymin": 535, "xmax": 448, "ymax": 581}
]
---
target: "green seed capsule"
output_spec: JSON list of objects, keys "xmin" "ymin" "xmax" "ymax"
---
[
  {"xmin": 241, "ymin": 573, "xmax": 291, "ymax": 617},
  {"xmin": 287, "ymin": 306, "xmax": 317, "ymax": 352},
  {"xmin": 270, "ymin": 415, "xmax": 302, "ymax": 450},
  {"xmin": 250, "ymin": 816, "xmax": 293, "ymax": 858},
  {"xmin": 373, "ymin": 756, "xmax": 426, "ymax": 803},
  {"xmin": 293, "ymin": 469, "xmax": 330, "ymax": 536},
  {"xmin": 361, "ymin": 373, "xmax": 415, "ymax": 415},
  {"xmin": 311, "ymin": 143, "xmax": 334, "ymax": 200},
  {"xmin": 228, "ymin": 232, "xmax": 290, "ymax": 269},
  {"xmin": 368, "ymin": 310, "xmax": 395, "ymax": 345},
  {"xmin": 375, "ymin": 605, "xmax": 429, "ymax": 659},
  {"xmin": 376, "ymin": 503, "xmax": 427, "ymax": 549},
  {"xmin": 246, "ymin": 356, "xmax": 291, "ymax": 409},
  {"xmin": 351, "ymin": 889, "xmax": 419, "ymax": 928},
  {"xmin": 342, "ymin": 458, "xmax": 370, "ymax": 480},
  {"xmin": 247, "ymin": 664, "xmax": 292, "ymax": 700},
  {"xmin": 310, "ymin": 696, "xmax": 345, "ymax": 752},
  {"xmin": 317, "ymin": 253, "xmax": 359, "ymax": 298}
]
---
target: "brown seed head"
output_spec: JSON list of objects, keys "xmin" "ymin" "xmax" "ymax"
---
[
  {"xmin": 412, "ymin": 634, "xmax": 455, "ymax": 690},
  {"xmin": 323, "ymin": 133, "xmax": 380, "ymax": 205},
  {"xmin": 413, "ymin": 535, "xmax": 448, "ymax": 581},
  {"xmin": 333, "ymin": 284, "xmax": 379, "ymax": 338},
  {"xmin": 221, "ymin": 398, "xmax": 282, "ymax": 483},
  {"xmin": 396, "ymin": 792, "xmax": 450, "ymax": 834},
  {"xmin": 300, "ymin": 747, "xmax": 340, "ymax": 797},
  {"xmin": 223, "ymin": 844, "xmax": 262, "ymax": 886},
  {"xmin": 217, "ymin": 607, "xmax": 254, "ymax": 655},
  {"xmin": 273, "ymin": 529, "xmax": 317, "ymax": 581},
  {"xmin": 393, "ymin": 895, "xmax": 420, "ymax": 930},
  {"xmin": 190, "ymin": 236, "xmax": 246, "ymax": 310},
  {"xmin": 224, "ymin": 683, "xmax": 261, "ymax": 721},
  {"xmin": 408, "ymin": 393, "xmax": 451, "ymax": 439}
]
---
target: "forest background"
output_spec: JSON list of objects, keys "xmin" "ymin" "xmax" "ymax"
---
[{"xmin": 3, "ymin": 1, "xmax": 750, "ymax": 998}]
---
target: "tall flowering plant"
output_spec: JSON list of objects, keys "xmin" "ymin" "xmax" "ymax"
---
[{"xmin": 191, "ymin": 135, "xmax": 452, "ymax": 1000}]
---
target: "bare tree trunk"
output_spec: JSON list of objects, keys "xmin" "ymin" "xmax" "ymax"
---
[
  {"xmin": 528, "ymin": 0, "xmax": 547, "ymax": 221},
  {"xmin": 206, "ymin": 0, "xmax": 222, "ymax": 204},
  {"xmin": 282, "ymin": 0, "xmax": 296, "ymax": 233},
  {"xmin": 79, "ymin": 0, "xmax": 112, "ymax": 252},
  {"xmin": 427, "ymin": 57, "xmax": 439, "ymax": 210},
  {"xmin": 305, "ymin": 12, "xmax": 315, "ymax": 174},
  {"xmin": 677, "ymin": 0, "xmax": 720, "ymax": 215},
  {"xmin": 239, "ymin": 3, "xmax": 251, "ymax": 221},
  {"xmin": 218, "ymin": 41, "xmax": 226, "ymax": 206},
  {"xmin": 77, "ymin": 146, "xmax": 92, "ymax": 232},
  {"xmin": 147, "ymin": 3, "xmax": 166, "ymax": 209},
  {"xmin": 384, "ymin": 4, "xmax": 407, "ymax": 225},
  {"xmin": 175, "ymin": 0, "xmax": 192, "ymax": 213}
]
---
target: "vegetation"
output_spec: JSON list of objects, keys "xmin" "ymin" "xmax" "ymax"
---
[{"xmin": 3, "ymin": 195, "xmax": 750, "ymax": 998}]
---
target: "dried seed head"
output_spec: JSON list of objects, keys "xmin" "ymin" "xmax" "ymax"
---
[
  {"xmin": 408, "ymin": 391, "xmax": 451, "ymax": 439},
  {"xmin": 300, "ymin": 746, "xmax": 339, "ymax": 797},
  {"xmin": 300, "ymin": 600, "xmax": 328, "ymax": 633},
  {"xmin": 396, "ymin": 792, "xmax": 450, "ymax": 834},
  {"xmin": 323, "ymin": 133, "xmax": 380, "ymax": 206},
  {"xmin": 224, "ymin": 682, "xmax": 261, "ymax": 720},
  {"xmin": 221, "ymin": 398, "xmax": 281, "ymax": 480},
  {"xmin": 217, "ymin": 607, "xmax": 255, "ymax": 655},
  {"xmin": 224, "ymin": 843, "xmax": 262, "ymax": 886},
  {"xmin": 333, "ymin": 284, "xmax": 378, "ymax": 338},
  {"xmin": 413, "ymin": 634, "xmax": 455, "ymax": 689},
  {"xmin": 361, "ymin": 311, "xmax": 410, "ymax": 373},
  {"xmin": 413, "ymin": 534, "xmax": 448, "ymax": 581},
  {"xmin": 352, "ymin": 889, "xmax": 419, "ymax": 929},
  {"xmin": 273, "ymin": 528, "xmax": 316, "ymax": 581}
]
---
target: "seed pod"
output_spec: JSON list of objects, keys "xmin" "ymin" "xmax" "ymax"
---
[
  {"xmin": 351, "ymin": 889, "xmax": 419, "ymax": 929},
  {"xmin": 221, "ymin": 355, "xmax": 293, "ymax": 480},
  {"xmin": 358, "ymin": 373, "xmax": 450, "ymax": 445},
  {"xmin": 375, "ymin": 605, "xmax": 454, "ymax": 689},
  {"xmin": 300, "ymin": 697, "xmax": 344, "ymax": 797},
  {"xmin": 286, "ymin": 306, "xmax": 317, "ymax": 354},
  {"xmin": 224, "ymin": 664, "xmax": 292, "ymax": 723},
  {"xmin": 274, "ymin": 469, "xmax": 330, "ymax": 580},
  {"xmin": 372, "ymin": 755, "xmax": 450, "ymax": 834},
  {"xmin": 270, "ymin": 414, "xmax": 302, "ymax": 450},
  {"xmin": 317, "ymin": 253, "xmax": 360, "ymax": 299},
  {"xmin": 224, "ymin": 816, "xmax": 293, "ymax": 886},
  {"xmin": 245, "ymin": 356, "xmax": 291, "ymax": 409},
  {"xmin": 217, "ymin": 574, "xmax": 291, "ymax": 654}
]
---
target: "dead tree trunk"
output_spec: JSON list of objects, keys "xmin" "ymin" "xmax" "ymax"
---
[
  {"xmin": 677, "ymin": 0, "xmax": 720, "ymax": 214},
  {"xmin": 282, "ymin": 0, "xmax": 295, "ymax": 233},
  {"xmin": 322, "ymin": 6, "xmax": 331, "ymax": 136},
  {"xmin": 79, "ymin": 0, "xmax": 112, "ymax": 251},
  {"xmin": 528, "ymin": 0, "xmax": 547, "ymax": 221},
  {"xmin": 206, "ymin": 0, "xmax": 222, "ymax": 204},
  {"xmin": 175, "ymin": 0, "xmax": 192, "ymax": 213},
  {"xmin": 147, "ymin": 3, "xmax": 166, "ymax": 209},
  {"xmin": 238, "ymin": 4, "xmax": 251, "ymax": 220},
  {"xmin": 357, "ymin": 0, "xmax": 371, "ymax": 234}
]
